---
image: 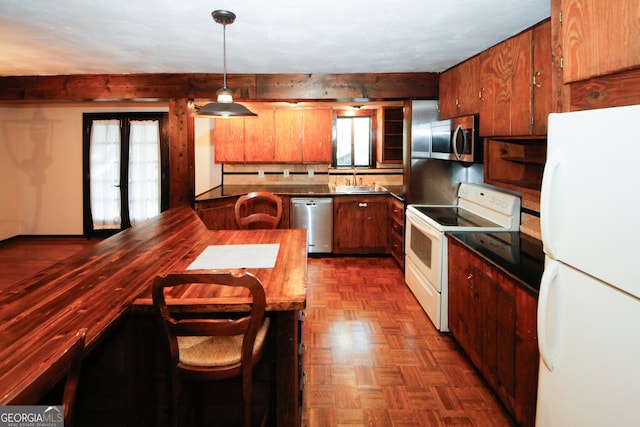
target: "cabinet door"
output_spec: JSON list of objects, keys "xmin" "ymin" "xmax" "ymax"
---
[
  {"xmin": 333, "ymin": 196, "xmax": 388, "ymax": 254},
  {"xmin": 274, "ymin": 109, "xmax": 303, "ymax": 162},
  {"xmin": 438, "ymin": 67, "xmax": 459, "ymax": 119},
  {"xmin": 213, "ymin": 119, "xmax": 244, "ymax": 163},
  {"xmin": 479, "ymin": 30, "xmax": 532, "ymax": 136},
  {"xmin": 439, "ymin": 56, "xmax": 480, "ymax": 119},
  {"xmin": 515, "ymin": 286, "xmax": 539, "ymax": 427},
  {"xmin": 244, "ymin": 108, "xmax": 275, "ymax": 163},
  {"xmin": 448, "ymin": 238, "xmax": 539, "ymax": 427},
  {"xmin": 361, "ymin": 198, "xmax": 388, "ymax": 251},
  {"xmin": 448, "ymin": 243, "xmax": 482, "ymax": 366},
  {"xmin": 562, "ymin": 0, "xmax": 640, "ymax": 83},
  {"xmin": 476, "ymin": 263, "xmax": 516, "ymax": 400},
  {"xmin": 532, "ymin": 20, "xmax": 552, "ymax": 135},
  {"xmin": 334, "ymin": 199, "xmax": 366, "ymax": 252},
  {"xmin": 302, "ymin": 109, "xmax": 333, "ymax": 163},
  {"xmin": 457, "ymin": 56, "xmax": 481, "ymax": 116}
]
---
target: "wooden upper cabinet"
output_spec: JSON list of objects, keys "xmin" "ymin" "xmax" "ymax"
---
[
  {"xmin": 479, "ymin": 30, "xmax": 532, "ymax": 136},
  {"xmin": 274, "ymin": 109, "xmax": 303, "ymax": 162},
  {"xmin": 302, "ymin": 109, "xmax": 333, "ymax": 163},
  {"xmin": 532, "ymin": 20, "xmax": 553, "ymax": 135},
  {"xmin": 244, "ymin": 108, "xmax": 275, "ymax": 163},
  {"xmin": 439, "ymin": 55, "xmax": 481, "ymax": 119},
  {"xmin": 213, "ymin": 108, "xmax": 333, "ymax": 164},
  {"xmin": 479, "ymin": 20, "xmax": 551, "ymax": 137},
  {"xmin": 378, "ymin": 106, "xmax": 404, "ymax": 164},
  {"xmin": 438, "ymin": 68, "xmax": 458, "ymax": 119},
  {"xmin": 213, "ymin": 118, "xmax": 245, "ymax": 163},
  {"xmin": 562, "ymin": 0, "xmax": 640, "ymax": 83}
]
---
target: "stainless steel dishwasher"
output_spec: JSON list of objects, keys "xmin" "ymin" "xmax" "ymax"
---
[{"xmin": 291, "ymin": 198, "xmax": 333, "ymax": 253}]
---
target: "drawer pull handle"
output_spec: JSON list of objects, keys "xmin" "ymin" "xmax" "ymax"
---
[{"xmin": 359, "ymin": 203, "xmax": 368, "ymax": 208}]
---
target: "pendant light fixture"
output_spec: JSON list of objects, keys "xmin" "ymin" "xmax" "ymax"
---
[{"xmin": 197, "ymin": 10, "xmax": 257, "ymax": 118}]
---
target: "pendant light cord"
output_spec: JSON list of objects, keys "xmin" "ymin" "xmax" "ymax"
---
[{"xmin": 222, "ymin": 22, "xmax": 228, "ymax": 89}]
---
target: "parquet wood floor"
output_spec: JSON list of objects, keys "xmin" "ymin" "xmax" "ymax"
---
[
  {"xmin": 302, "ymin": 256, "xmax": 516, "ymax": 427},
  {"xmin": 0, "ymin": 238, "xmax": 517, "ymax": 426}
]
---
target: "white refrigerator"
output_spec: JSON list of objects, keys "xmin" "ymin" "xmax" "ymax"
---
[{"xmin": 536, "ymin": 104, "xmax": 640, "ymax": 426}]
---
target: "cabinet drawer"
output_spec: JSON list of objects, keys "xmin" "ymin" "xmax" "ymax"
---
[
  {"xmin": 390, "ymin": 231, "xmax": 403, "ymax": 255},
  {"xmin": 390, "ymin": 220, "xmax": 403, "ymax": 239},
  {"xmin": 389, "ymin": 197, "xmax": 405, "ymax": 222}
]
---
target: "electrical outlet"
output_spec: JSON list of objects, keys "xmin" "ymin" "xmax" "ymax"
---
[{"xmin": 283, "ymin": 169, "xmax": 290, "ymax": 177}]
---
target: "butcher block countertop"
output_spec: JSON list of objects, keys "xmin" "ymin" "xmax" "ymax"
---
[{"xmin": 0, "ymin": 206, "xmax": 307, "ymax": 406}]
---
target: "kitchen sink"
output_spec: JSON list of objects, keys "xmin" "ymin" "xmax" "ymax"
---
[{"xmin": 330, "ymin": 185, "xmax": 388, "ymax": 194}]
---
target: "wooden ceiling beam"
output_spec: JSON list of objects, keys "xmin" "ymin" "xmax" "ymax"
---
[{"xmin": 0, "ymin": 72, "xmax": 439, "ymax": 102}]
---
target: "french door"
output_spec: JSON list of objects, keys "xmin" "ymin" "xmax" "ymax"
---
[{"xmin": 83, "ymin": 113, "xmax": 169, "ymax": 236}]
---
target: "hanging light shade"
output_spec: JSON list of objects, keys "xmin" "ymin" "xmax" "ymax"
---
[{"xmin": 197, "ymin": 10, "xmax": 257, "ymax": 118}]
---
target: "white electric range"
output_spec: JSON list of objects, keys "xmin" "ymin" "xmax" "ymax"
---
[{"xmin": 404, "ymin": 183, "xmax": 521, "ymax": 331}]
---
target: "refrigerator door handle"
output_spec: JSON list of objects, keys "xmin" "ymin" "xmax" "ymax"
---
[
  {"xmin": 537, "ymin": 259, "xmax": 559, "ymax": 371},
  {"xmin": 540, "ymin": 158, "xmax": 560, "ymax": 258}
]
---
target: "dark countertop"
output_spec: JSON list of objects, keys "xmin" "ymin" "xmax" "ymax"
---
[
  {"xmin": 447, "ymin": 231, "xmax": 544, "ymax": 295},
  {"xmin": 195, "ymin": 184, "xmax": 407, "ymax": 202}
]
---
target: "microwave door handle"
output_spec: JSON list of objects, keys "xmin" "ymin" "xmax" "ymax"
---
[{"xmin": 452, "ymin": 124, "xmax": 465, "ymax": 161}]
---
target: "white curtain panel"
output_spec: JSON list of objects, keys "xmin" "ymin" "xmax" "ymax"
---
[
  {"xmin": 128, "ymin": 120, "xmax": 160, "ymax": 225},
  {"xmin": 90, "ymin": 119, "xmax": 122, "ymax": 229}
]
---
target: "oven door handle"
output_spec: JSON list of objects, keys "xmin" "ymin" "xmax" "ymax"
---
[{"xmin": 407, "ymin": 212, "xmax": 441, "ymax": 240}]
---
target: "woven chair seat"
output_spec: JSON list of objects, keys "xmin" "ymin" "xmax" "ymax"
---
[{"xmin": 177, "ymin": 318, "xmax": 270, "ymax": 367}]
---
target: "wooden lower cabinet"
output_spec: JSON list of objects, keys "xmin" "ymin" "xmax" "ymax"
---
[
  {"xmin": 196, "ymin": 194, "xmax": 400, "ymax": 255},
  {"xmin": 333, "ymin": 195, "xmax": 388, "ymax": 254},
  {"xmin": 195, "ymin": 195, "xmax": 290, "ymax": 230},
  {"xmin": 448, "ymin": 237, "xmax": 539, "ymax": 427},
  {"xmin": 388, "ymin": 196, "xmax": 404, "ymax": 268},
  {"xmin": 195, "ymin": 197, "xmax": 240, "ymax": 230}
]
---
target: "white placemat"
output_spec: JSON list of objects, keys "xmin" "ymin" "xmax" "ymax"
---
[{"xmin": 186, "ymin": 244, "xmax": 280, "ymax": 270}]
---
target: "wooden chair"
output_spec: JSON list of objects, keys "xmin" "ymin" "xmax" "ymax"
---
[
  {"xmin": 151, "ymin": 271, "xmax": 271, "ymax": 427},
  {"xmin": 234, "ymin": 191, "xmax": 283, "ymax": 229}
]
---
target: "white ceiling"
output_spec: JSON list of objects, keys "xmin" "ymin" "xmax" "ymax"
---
[{"xmin": 0, "ymin": 0, "xmax": 550, "ymax": 77}]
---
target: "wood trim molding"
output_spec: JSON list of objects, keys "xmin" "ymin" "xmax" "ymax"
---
[{"xmin": 168, "ymin": 98, "xmax": 195, "ymax": 207}]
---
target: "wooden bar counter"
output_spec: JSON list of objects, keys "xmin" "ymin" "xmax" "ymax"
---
[{"xmin": 0, "ymin": 207, "xmax": 307, "ymax": 427}]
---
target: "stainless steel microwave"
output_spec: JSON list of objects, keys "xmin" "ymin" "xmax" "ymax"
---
[{"xmin": 431, "ymin": 115, "xmax": 482, "ymax": 163}]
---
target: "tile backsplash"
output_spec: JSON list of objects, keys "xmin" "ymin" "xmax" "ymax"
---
[{"xmin": 223, "ymin": 163, "xmax": 403, "ymax": 187}]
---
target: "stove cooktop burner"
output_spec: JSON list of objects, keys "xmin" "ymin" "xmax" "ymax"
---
[
  {"xmin": 413, "ymin": 205, "xmax": 502, "ymax": 228},
  {"xmin": 436, "ymin": 216, "xmax": 459, "ymax": 226}
]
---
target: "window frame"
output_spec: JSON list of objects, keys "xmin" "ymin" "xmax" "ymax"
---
[
  {"xmin": 332, "ymin": 108, "xmax": 378, "ymax": 168},
  {"xmin": 82, "ymin": 112, "xmax": 170, "ymax": 237}
]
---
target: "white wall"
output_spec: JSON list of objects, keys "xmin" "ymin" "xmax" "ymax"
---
[
  {"xmin": 0, "ymin": 102, "xmax": 225, "ymax": 240},
  {"xmin": 194, "ymin": 117, "xmax": 222, "ymax": 196}
]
